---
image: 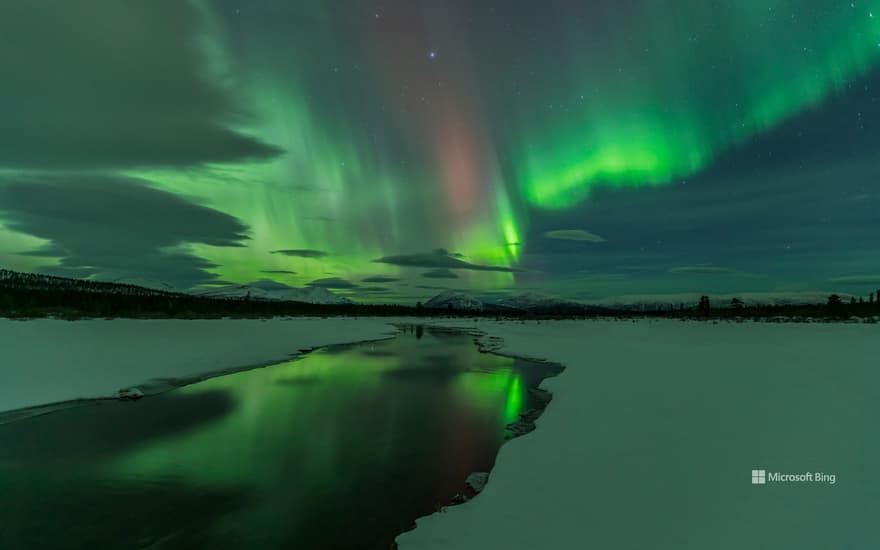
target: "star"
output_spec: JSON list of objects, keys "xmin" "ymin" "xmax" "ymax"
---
[{"xmin": 428, "ymin": 50, "xmax": 437, "ymax": 60}]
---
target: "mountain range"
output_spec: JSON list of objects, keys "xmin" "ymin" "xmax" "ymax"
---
[
  {"xmin": 193, "ymin": 279, "xmax": 353, "ymax": 305},
  {"xmin": 424, "ymin": 290, "xmax": 608, "ymax": 314}
]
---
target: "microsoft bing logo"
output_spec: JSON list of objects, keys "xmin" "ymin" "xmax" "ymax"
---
[{"xmin": 750, "ymin": 468, "xmax": 836, "ymax": 485}]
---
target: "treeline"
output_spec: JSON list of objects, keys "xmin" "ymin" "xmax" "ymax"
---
[
  {"xmin": 0, "ymin": 269, "xmax": 173, "ymax": 298},
  {"xmin": 0, "ymin": 269, "xmax": 416, "ymax": 319},
  {"xmin": 639, "ymin": 294, "xmax": 880, "ymax": 321},
  {"xmin": 2, "ymin": 268, "xmax": 878, "ymax": 321}
]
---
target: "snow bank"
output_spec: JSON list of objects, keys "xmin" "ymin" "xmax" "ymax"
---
[
  {"xmin": 0, "ymin": 317, "xmax": 398, "ymax": 414},
  {"xmin": 398, "ymin": 319, "xmax": 879, "ymax": 549}
]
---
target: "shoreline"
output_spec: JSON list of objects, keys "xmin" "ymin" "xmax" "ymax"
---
[
  {"xmin": 4, "ymin": 319, "xmax": 876, "ymax": 547},
  {"xmin": 1, "ymin": 320, "xmax": 567, "ymax": 550},
  {"xmin": 0, "ymin": 317, "xmax": 403, "ymax": 417},
  {"xmin": 0, "ymin": 332, "xmax": 399, "ymax": 426},
  {"xmin": 396, "ymin": 319, "xmax": 880, "ymax": 549},
  {"xmin": 3, "ymin": 311, "xmax": 879, "ymax": 325},
  {"xmin": 391, "ymin": 323, "xmax": 566, "ymax": 547}
]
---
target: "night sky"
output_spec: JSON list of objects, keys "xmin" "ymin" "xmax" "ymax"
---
[{"xmin": 1, "ymin": 1, "xmax": 878, "ymax": 304}]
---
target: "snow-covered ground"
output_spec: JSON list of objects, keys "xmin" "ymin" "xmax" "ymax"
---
[
  {"xmin": 2, "ymin": 316, "xmax": 876, "ymax": 547},
  {"xmin": 398, "ymin": 319, "xmax": 880, "ymax": 549},
  {"xmin": 0, "ymin": 317, "xmax": 398, "ymax": 414}
]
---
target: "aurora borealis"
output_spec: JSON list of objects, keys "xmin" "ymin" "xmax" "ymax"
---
[{"xmin": 1, "ymin": 1, "xmax": 879, "ymax": 303}]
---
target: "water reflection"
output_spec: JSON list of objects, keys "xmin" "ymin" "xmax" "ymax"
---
[{"xmin": 0, "ymin": 326, "xmax": 560, "ymax": 549}]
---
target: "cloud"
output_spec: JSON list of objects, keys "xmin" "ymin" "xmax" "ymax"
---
[
  {"xmin": 828, "ymin": 275, "xmax": 880, "ymax": 286},
  {"xmin": 572, "ymin": 272, "xmax": 630, "ymax": 282},
  {"xmin": 374, "ymin": 249, "xmax": 520, "ymax": 272},
  {"xmin": 361, "ymin": 275, "xmax": 400, "ymax": 283},
  {"xmin": 0, "ymin": 2, "xmax": 281, "ymax": 169},
  {"xmin": 271, "ymin": 249, "xmax": 328, "ymax": 259},
  {"xmin": 261, "ymin": 269, "xmax": 297, "ymax": 275},
  {"xmin": 0, "ymin": 174, "xmax": 249, "ymax": 288},
  {"xmin": 421, "ymin": 269, "xmax": 459, "ymax": 279},
  {"xmin": 668, "ymin": 265, "xmax": 735, "ymax": 275},
  {"xmin": 248, "ymin": 279, "xmax": 294, "ymax": 291},
  {"xmin": 357, "ymin": 286, "xmax": 391, "ymax": 293},
  {"xmin": 306, "ymin": 277, "xmax": 357, "ymax": 289},
  {"xmin": 544, "ymin": 229, "xmax": 606, "ymax": 242}
]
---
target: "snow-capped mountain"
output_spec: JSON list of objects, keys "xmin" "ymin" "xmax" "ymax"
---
[
  {"xmin": 496, "ymin": 292, "xmax": 585, "ymax": 312},
  {"xmin": 424, "ymin": 290, "xmax": 484, "ymax": 311},
  {"xmin": 194, "ymin": 279, "xmax": 352, "ymax": 305},
  {"xmin": 423, "ymin": 290, "xmax": 607, "ymax": 313}
]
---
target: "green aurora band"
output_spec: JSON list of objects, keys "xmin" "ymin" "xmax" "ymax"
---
[
  {"xmin": 505, "ymin": 2, "xmax": 880, "ymax": 208},
  {"xmin": 190, "ymin": 1, "xmax": 880, "ymax": 290},
  {"xmin": 3, "ymin": 1, "xmax": 879, "ymax": 296}
]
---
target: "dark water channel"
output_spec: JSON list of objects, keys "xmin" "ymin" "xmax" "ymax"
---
[{"xmin": 0, "ymin": 325, "xmax": 561, "ymax": 549}]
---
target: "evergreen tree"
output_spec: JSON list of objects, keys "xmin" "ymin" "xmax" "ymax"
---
[{"xmin": 698, "ymin": 295, "xmax": 711, "ymax": 316}]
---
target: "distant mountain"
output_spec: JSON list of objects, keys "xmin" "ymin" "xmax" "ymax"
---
[
  {"xmin": 424, "ymin": 290, "xmax": 607, "ymax": 314},
  {"xmin": 194, "ymin": 279, "xmax": 353, "ymax": 305},
  {"xmin": 496, "ymin": 292, "xmax": 606, "ymax": 314},
  {"xmin": 424, "ymin": 290, "xmax": 485, "ymax": 311}
]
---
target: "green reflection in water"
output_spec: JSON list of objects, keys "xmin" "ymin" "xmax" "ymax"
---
[
  {"xmin": 453, "ymin": 370, "xmax": 524, "ymax": 428},
  {"xmin": 89, "ymin": 326, "xmax": 545, "ymax": 548}
]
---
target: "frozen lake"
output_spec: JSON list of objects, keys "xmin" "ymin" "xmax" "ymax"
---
[{"xmin": 0, "ymin": 325, "xmax": 560, "ymax": 549}]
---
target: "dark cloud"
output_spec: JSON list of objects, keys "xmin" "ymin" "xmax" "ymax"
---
[
  {"xmin": 358, "ymin": 286, "xmax": 391, "ymax": 293},
  {"xmin": 248, "ymin": 279, "xmax": 293, "ymax": 291},
  {"xmin": 668, "ymin": 265, "xmax": 736, "ymax": 275},
  {"xmin": 271, "ymin": 249, "xmax": 328, "ymax": 258},
  {"xmin": 421, "ymin": 269, "xmax": 459, "ymax": 279},
  {"xmin": 261, "ymin": 269, "xmax": 297, "ymax": 275},
  {"xmin": 828, "ymin": 275, "xmax": 880, "ymax": 286},
  {"xmin": 306, "ymin": 277, "xmax": 357, "ymax": 289},
  {"xmin": 0, "ymin": 174, "xmax": 249, "ymax": 288},
  {"xmin": 374, "ymin": 249, "xmax": 520, "ymax": 272},
  {"xmin": 544, "ymin": 229, "xmax": 606, "ymax": 242},
  {"xmin": 0, "ymin": 2, "xmax": 281, "ymax": 169},
  {"xmin": 361, "ymin": 275, "xmax": 400, "ymax": 283}
]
